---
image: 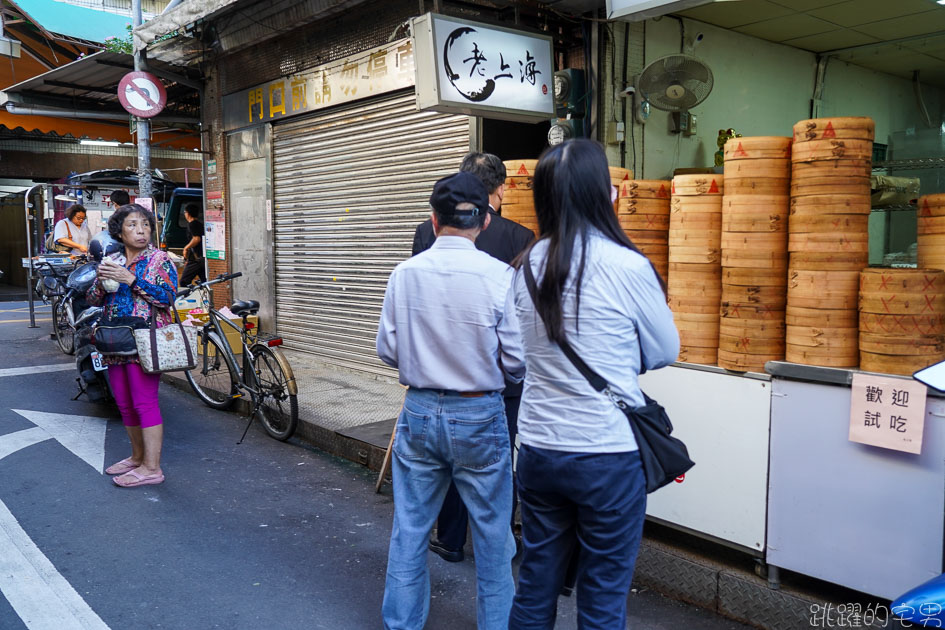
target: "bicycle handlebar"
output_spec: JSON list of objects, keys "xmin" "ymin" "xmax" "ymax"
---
[{"xmin": 176, "ymin": 271, "xmax": 243, "ymax": 298}]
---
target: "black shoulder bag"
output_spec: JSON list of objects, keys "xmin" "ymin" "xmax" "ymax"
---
[{"xmin": 522, "ymin": 251, "xmax": 694, "ymax": 493}]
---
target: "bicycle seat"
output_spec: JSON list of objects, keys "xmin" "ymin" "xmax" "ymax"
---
[{"xmin": 230, "ymin": 300, "xmax": 259, "ymax": 316}]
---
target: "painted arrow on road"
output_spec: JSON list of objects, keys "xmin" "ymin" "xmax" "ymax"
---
[{"xmin": 0, "ymin": 410, "xmax": 112, "ymax": 630}]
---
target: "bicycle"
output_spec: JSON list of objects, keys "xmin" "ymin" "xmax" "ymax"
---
[
  {"xmin": 35, "ymin": 257, "xmax": 79, "ymax": 354},
  {"xmin": 178, "ymin": 272, "xmax": 299, "ymax": 442}
]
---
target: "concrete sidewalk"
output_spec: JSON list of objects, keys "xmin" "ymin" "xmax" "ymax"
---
[{"xmin": 165, "ymin": 348, "xmax": 898, "ymax": 630}]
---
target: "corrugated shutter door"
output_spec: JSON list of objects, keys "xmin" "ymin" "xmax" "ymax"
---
[{"xmin": 272, "ymin": 91, "xmax": 470, "ymax": 376}]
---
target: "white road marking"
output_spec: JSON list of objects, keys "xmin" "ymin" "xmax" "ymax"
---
[
  {"xmin": 10, "ymin": 410, "xmax": 107, "ymax": 474},
  {"xmin": 0, "ymin": 364, "xmax": 74, "ymax": 379},
  {"xmin": 0, "ymin": 427, "xmax": 111, "ymax": 630}
]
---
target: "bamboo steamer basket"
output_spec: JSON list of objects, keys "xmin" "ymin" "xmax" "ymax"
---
[
  {"xmin": 724, "ymin": 178, "xmax": 790, "ymax": 195},
  {"xmin": 790, "ymin": 194, "xmax": 871, "ymax": 216},
  {"xmin": 790, "ymin": 178, "xmax": 870, "ymax": 197},
  {"xmin": 669, "ymin": 231, "xmax": 721, "ymax": 248},
  {"xmin": 718, "ymin": 317, "xmax": 785, "ymax": 338},
  {"xmin": 723, "ymin": 212, "xmax": 787, "ymax": 233},
  {"xmin": 621, "ymin": 214, "xmax": 671, "ymax": 231},
  {"xmin": 860, "ymin": 268, "xmax": 945, "ymax": 294},
  {"xmin": 503, "ymin": 189, "xmax": 535, "ymax": 205},
  {"xmin": 678, "ymin": 346, "xmax": 718, "ymax": 365},
  {"xmin": 792, "ymin": 159, "xmax": 871, "ymax": 178},
  {"xmin": 636, "ymin": 242, "xmax": 668, "ymax": 255},
  {"xmin": 859, "ymin": 291, "xmax": 945, "ymax": 316},
  {"xmin": 918, "ymin": 216, "xmax": 945, "ymax": 235},
  {"xmin": 786, "ymin": 305, "xmax": 858, "ymax": 328},
  {"xmin": 672, "ymin": 195, "xmax": 723, "ymax": 211},
  {"xmin": 670, "ymin": 247, "xmax": 721, "ymax": 264},
  {"xmin": 719, "ymin": 301, "xmax": 784, "ymax": 320},
  {"xmin": 785, "ymin": 343, "xmax": 858, "ymax": 368},
  {"xmin": 718, "ymin": 349, "xmax": 782, "ymax": 372},
  {"xmin": 918, "ymin": 234, "xmax": 945, "ymax": 270},
  {"xmin": 672, "ymin": 174, "xmax": 723, "ymax": 196},
  {"xmin": 789, "ymin": 251, "xmax": 868, "ymax": 271},
  {"xmin": 504, "ymin": 159, "xmax": 538, "ymax": 178},
  {"xmin": 719, "ymin": 334, "xmax": 785, "ymax": 355},
  {"xmin": 788, "ymin": 269, "xmax": 860, "ymax": 309},
  {"xmin": 786, "ymin": 325, "xmax": 859, "ymax": 350},
  {"xmin": 860, "ymin": 312, "xmax": 945, "ymax": 336},
  {"xmin": 505, "ymin": 176, "xmax": 533, "ymax": 190},
  {"xmin": 919, "ymin": 194, "xmax": 945, "ymax": 217},
  {"xmin": 501, "ymin": 204, "xmax": 536, "ymax": 223},
  {"xmin": 789, "ymin": 214, "xmax": 869, "ymax": 234},
  {"xmin": 860, "ymin": 352, "xmax": 944, "ymax": 376},
  {"xmin": 860, "ymin": 333, "xmax": 945, "ymax": 356},
  {"xmin": 724, "ymin": 136, "xmax": 792, "ymax": 160},
  {"xmin": 722, "ymin": 194, "xmax": 790, "ymax": 213},
  {"xmin": 677, "ymin": 327, "xmax": 720, "ymax": 346},
  {"xmin": 792, "ymin": 117, "xmax": 875, "ymax": 143},
  {"xmin": 788, "ymin": 232, "xmax": 869, "ymax": 253},
  {"xmin": 670, "ymin": 212, "xmax": 723, "ymax": 229},
  {"xmin": 791, "ymin": 139, "xmax": 873, "ymax": 163},
  {"xmin": 723, "ymin": 158, "xmax": 791, "ymax": 180},
  {"xmin": 723, "ymin": 267, "xmax": 787, "ymax": 287},
  {"xmin": 722, "ymin": 250, "xmax": 789, "ymax": 269},
  {"xmin": 670, "ymin": 294, "xmax": 722, "ymax": 316},
  {"xmin": 722, "ymin": 284, "xmax": 787, "ymax": 306},
  {"xmin": 668, "ymin": 279, "xmax": 721, "ymax": 297},
  {"xmin": 618, "ymin": 180, "xmax": 672, "ymax": 200},
  {"xmin": 721, "ymin": 231, "xmax": 788, "ymax": 250},
  {"xmin": 617, "ymin": 198, "xmax": 671, "ymax": 214},
  {"xmin": 609, "ymin": 167, "xmax": 632, "ymax": 185},
  {"xmin": 627, "ymin": 230, "xmax": 668, "ymax": 245}
]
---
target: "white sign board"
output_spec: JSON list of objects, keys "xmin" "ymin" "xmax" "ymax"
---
[
  {"xmin": 607, "ymin": 0, "xmax": 719, "ymax": 21},
  {"xmin": 849, "ymin": 373, "xmax": 928, "ymax": 455},
  {"xmin": 412, "ymin": 13, "xmax": 554, "ymax": 123}
]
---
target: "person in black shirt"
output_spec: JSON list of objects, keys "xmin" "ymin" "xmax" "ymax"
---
[
  {"xmin": 179, "ymin": 203, "xmax": 206, "ymax": 286},
  {"xmin": 412, "ymin": 152, "xmax": 534, "ymax": 563}
]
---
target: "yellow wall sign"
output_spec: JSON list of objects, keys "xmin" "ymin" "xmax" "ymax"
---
[
  {"xmin": 849, "ymin": 373, "xmax": 928, "ymax": 454},
  {"xmin": 222, "ymin": 38, "xmax": 415, "ymax": 131}
]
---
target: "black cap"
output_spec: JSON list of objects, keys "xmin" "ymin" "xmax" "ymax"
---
[{"xmin": 430, "ymin": 171, "xmax": 489, "ymax": 216}]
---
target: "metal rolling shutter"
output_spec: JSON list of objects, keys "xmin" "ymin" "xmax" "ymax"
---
[{"xmin": 272, "ymin": 91, "xmax": 470, "ymax": 376}]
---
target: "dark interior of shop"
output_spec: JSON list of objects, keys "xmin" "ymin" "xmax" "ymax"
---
[{"xmin": 481, "ymin": 118, "xmax": 551, "ymax": 163}]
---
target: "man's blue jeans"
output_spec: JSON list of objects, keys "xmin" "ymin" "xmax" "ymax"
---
[
  {"xmin": 509, "ymin": 445, "xmax": 647, "ymax": 630},
  {"xmin": 382, "ymin": 388, "xmax": 515, "ymax": 630}
]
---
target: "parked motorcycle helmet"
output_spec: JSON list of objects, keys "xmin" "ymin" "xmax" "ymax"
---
[{"xmin": 88, "ymin": 231, "xmax": 124, "ymax": 262}]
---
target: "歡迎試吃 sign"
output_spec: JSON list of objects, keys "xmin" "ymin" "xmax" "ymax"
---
[
  {"xmin": 849, "ymin": 372, "xmax": 928, "ymax": 454},
  {"xmin": 412, "ymin": 13, "xmax": 554, "ymax": 123}
]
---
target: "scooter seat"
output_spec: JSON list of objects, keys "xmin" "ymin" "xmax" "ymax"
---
[{"xmin": 231, "ymin": 300, "xmax": 259, "ymax": 316}]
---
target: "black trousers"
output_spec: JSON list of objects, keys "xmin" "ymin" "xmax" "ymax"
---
[
  {"xmin": 434, "ymin": 394, "xmax": 521, "ymax": 550},
  {"xmin": 179, "ymin": 257, "xmax": 206, "ymax": 287}
]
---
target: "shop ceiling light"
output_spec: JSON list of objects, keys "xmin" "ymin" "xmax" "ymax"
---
[{"xmin": 79, "ymin": 140, "xmax": 121, "ymax": 147}]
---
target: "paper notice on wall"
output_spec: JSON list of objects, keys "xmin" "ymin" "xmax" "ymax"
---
[
  {"xmin": 205, "ymin": 208, "xmax": 226, "ymax": 260},
  {"xmin": 849, "ymin": 373, "xmax": 927, "ymax": 454},
  {"xmin": 266, "ymin": 199, "xmax": 272, "ymax": 231},
  {"xmin": 133, "ymin": 197, "xmax": 153, "ymax": 212}
]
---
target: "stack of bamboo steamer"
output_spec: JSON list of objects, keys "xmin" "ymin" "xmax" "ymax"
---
[
  {"xmin": 502, "ymin": 159, "xmax": 538, "ymax": 234},
  {"xmin": 719, "ymin": 137, "xmax": 792, "ymax": 372},
  {"xmin": 617, "ymin": 180, "xmax": 671, "ymax": 281},
  {"xmin": 787, "ymin": 117, "xmax": 874, "ymax": 368},
  {"xmin": 668, "ymin": 174, "xmax": 724, "ymax": 364},
  {"xmin": 859, "ymin": 269, "xmax": 945, "ymax": 375},
  {"xmin": 918, "ymin": 194, "xmax": 945, "ymax": 271}
]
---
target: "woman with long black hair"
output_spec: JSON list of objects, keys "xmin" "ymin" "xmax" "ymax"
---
[{"xmin": 508, "ymin": 139, "xmax": 679, "ymax": 629}]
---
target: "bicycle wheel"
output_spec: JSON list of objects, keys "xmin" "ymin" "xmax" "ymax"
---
[
  {"xmin": 53, "ymin": 298, "xmax": 75, "ymax": 355},
  {"xmin": 250, "ymin": 344, "xmax": 299, "ymax": 441},
  {"xmin": 185, "ymin": 330, "xmax": 238, "ymax": 410}
]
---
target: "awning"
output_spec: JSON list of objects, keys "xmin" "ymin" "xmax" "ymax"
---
[
  {"xmin": 0, "ymin": 50, "xmax": 201, "ymax": 149},
  {"xmin": 10, "ymin": 0, "xmax": 131, "ymax": 44}
]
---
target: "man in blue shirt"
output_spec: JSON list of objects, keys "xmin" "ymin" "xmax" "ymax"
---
[{"xmin": 378, "ymin": 172, "xmax": 524, "ymax": 630}]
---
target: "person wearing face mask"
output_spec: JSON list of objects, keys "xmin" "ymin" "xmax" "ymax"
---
[
  {"xmin": 53, "ymin": 204, "xmax": 92, "ymax": 254},
  {"xmin": 87, "ymin": 203, "xmax": 178, "ymax": 488}
]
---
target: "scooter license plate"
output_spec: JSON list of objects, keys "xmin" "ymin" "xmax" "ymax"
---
[{"xmin": 90, "ymin": 352, "xmax": 106, "ymax": 372}]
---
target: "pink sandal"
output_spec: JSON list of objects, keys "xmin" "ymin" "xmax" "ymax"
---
[
  {"xmin": 105, "ymin": 458, "xmax": 139, "ymax": 475},
  {"xmin": 113, "ymin": 469, "xmax": 165, "ymax": 488}
]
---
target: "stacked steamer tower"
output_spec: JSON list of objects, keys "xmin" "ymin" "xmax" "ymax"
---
[
  {"xmin": 787, "ymin": 117, "xmax": 873, "ymax": 368},
  {"xmin": 501, "ymin": 160, "xmax": 539, "ymax": 235},
  {"xmin": 667, "ymin": 174, "xmax": 724, "ymax": 364},
  {"xmin": 718, "ymin": 136, "xmax": 792, "ymax": 371},
  {"xmin": 616, "ymin": 179, "xmax": 671, "ymax": 282}
]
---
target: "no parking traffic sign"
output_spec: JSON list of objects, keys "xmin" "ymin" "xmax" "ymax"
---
[{"xmin": 117, "ymin": 71, "xmax": 167, "ymax": 118}]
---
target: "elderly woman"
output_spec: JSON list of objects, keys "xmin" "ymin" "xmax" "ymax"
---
[
  {"xmin": 508, "ymin": 139, "xmax": 679, "ymax": 628},
  {"xmin": 88, "ymin": 203, "xmax": 178, "ymax": 488},
  {"xmin": 53, "ymin": 204, "xmax": 91, "ymax": 254}
]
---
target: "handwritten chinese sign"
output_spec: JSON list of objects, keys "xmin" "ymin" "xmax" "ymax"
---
[
  {"xmin": 222, "ymin": 39, "xmax": 415, "ymax": 131},
  {"xmin": 413, "ymin": 13, "xmax": 554, "ymax": 122},
  {"xmin": 849, "ymin": 373, "xmax": 927, "ymax": 454}
]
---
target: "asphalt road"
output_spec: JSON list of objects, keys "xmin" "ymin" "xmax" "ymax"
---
[{"xmin": 0, "ymin": 300, "xmax": 753, "ymax": 630}]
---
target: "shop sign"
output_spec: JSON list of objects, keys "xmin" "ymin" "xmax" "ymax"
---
[
  {"xmin": 849, "ymin": 373, "xmax": 928, "ymax": 455},
  {"xmin": 222, "ymin": 38, "xmax": 416, "ymax": 131},
  {"xmin": 206, "ymin": 191, "xmax": 226, "ymax": 260},
  {"xmin": 412, "ymin": 13, "xmax": 554, "ymax": 123}
]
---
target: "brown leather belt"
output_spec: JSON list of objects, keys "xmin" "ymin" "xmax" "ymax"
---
[{"xmin": 459, "ymin": 391, "xmax": 487, "ymax": 398}]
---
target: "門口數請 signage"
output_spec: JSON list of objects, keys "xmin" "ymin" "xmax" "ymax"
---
[
  {"xmin": 412, "ymin": 13, "xmax": 554, "ymax": 123},
  {"xmin": 222, "ymin": 39, "xmax": 416, "ymax": 131},
  {"xmin": 849, "ymin": 372, "xmax": 928, "ymax": 455}
]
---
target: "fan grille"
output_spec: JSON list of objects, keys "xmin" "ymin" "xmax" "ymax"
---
[{"xmin": 638, "ymin": 54, "xmax": 714, "ymax": 112}]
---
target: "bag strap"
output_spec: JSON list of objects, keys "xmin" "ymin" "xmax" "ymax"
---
[
  {"xmin": 522, "ymin": 249, "xmax": 644, "ymax": 409},
  {"xmin": 147, "ymin": 301, "xmax": 195, "ymax": 368}
]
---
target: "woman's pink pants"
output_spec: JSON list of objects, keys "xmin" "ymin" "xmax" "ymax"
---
[{"xmin": 108, "ymin": 363, "xmax": 163, "ymax": 428}]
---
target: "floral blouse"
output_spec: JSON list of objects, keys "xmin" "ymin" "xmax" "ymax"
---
[{"xmin": 87, "ymin": 244, "xmax": 178, "ymax": 364}]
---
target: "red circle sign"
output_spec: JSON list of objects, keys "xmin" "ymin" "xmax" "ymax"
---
[{"xmin": 117, "ymin": 71, "xmax": 167, "ymax": 118}]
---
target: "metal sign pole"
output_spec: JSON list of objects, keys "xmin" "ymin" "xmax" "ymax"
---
[{"xmin": 133, "ymin": 0, "xmax": 152, "ymax": 199}]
